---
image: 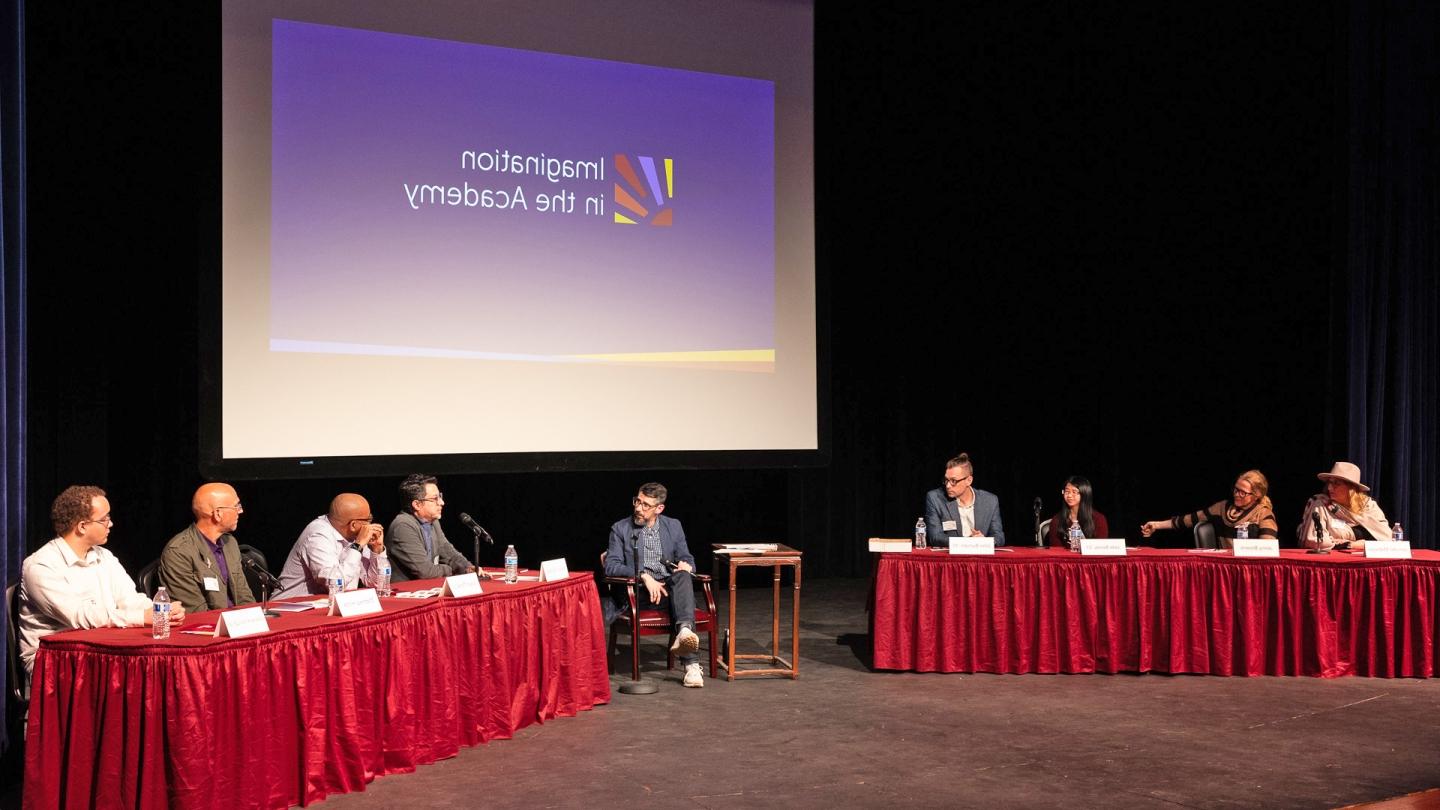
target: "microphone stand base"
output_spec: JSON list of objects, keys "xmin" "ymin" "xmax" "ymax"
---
[
  {"xmin": 618, "ymin": 679, "xmax": 660, "ymax": 695},
  {"xmin": 1307, "ymin": 548, "xmax": 1331, "ymax": 554}
]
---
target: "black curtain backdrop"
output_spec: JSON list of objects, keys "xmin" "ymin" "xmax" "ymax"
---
[
  {"xmin": 1, "ymin": 0, "xmax": 23, "ymax": 756},
  {"xmin": 8, "ymin": 2, "xmax": 1435, "ymax": 651},
  {"xmin": 1344, "ymin": 0, "xmax": 1439, "ymax": 548}
]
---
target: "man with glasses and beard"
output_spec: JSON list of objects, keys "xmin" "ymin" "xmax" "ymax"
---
[
  {"xmin": 924, "ymin": 453, "xmax": 1007, "ymax": 547},
  {"xmin": 604, "ymin": 482, "xmax": 704, "ymax": 688}
]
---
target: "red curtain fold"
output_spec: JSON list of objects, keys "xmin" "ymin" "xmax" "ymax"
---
[
  {"xmin": 872, "ymin": 550, "xmax": 1440, "ymax": 678},
  {"xmin": 23, "ymin": 574, "xmax": 611, "ymax": 810}
]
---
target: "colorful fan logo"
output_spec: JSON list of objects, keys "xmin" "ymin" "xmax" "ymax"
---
[{"xmin": 612, "ymin": 153, "xmax": 673, "ymax": 226}]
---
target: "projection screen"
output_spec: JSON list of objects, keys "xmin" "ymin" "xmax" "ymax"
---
[{"xmin": 211, "ymin": 0, "xmax": 817, "ymax": 476}]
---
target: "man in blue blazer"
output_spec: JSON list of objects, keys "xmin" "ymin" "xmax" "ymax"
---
[
  {"xmin": 604, "ymin": 482, "xmax": 703, "ymax": 687},
  {"xmin": 924, "ymin": 453, "xmax": 1006, "ymax": 546}
]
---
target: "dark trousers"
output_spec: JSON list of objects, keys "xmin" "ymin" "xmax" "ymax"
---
[{"xmin": 639, "ymin": 568, "xmax": 696, "ymax": 665}]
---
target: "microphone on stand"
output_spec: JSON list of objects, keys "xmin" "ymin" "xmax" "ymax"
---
[
  {"xmin": 458, "ymin": 511, "xmax": 494, "ymax": 575},
  {"xmin": 241, "ymin": 556, "xmax": 284, "ymax": 614},
  {"xmin": 1308, "ymin": 506, "xmax": 1329, "ymax": 554},
  {"xmin": 1033, "ymin": 497, "xmax": 1044, "ymax": 547}
]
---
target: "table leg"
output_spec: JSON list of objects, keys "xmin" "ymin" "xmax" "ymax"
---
[
  {"xmin": 771, "ymin": 564, "xmax": 781, "ymax": 661},
  {"xmin": 791, "ymin": 560, "xmax": 802, "ymax": 678},
  {"xmin": 727, "ymin": 559, "xmax": 738, "ymax": 682}
]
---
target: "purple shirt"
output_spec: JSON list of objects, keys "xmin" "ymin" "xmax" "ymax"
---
[{"xmin": 202, "ymin": 532, "xmax": 235, "ymax": 607}]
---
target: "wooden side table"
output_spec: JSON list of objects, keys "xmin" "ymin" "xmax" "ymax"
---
[{"xmin": 711, "ymin": 543, "xmax": 802, "ymax": 680}]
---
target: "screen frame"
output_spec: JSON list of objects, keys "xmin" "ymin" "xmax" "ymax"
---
[{"xmin": 200, "ymin": 1, "xmax": 825, "ymax": 480}]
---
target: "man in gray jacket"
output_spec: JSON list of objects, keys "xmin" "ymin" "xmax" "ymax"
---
[
  {"xmin": 924, "ymin": 453, "xmax": 1006, "ymax": 546},
  {"xmin": 386, "ymin": 474, "xmax": 475, "ymax": 582},
  {"xmin": 158, "ymin": 482, "xmax": 256, "ymax": 613}
]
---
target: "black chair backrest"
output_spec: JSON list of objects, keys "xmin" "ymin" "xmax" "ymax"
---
[
  {"xmin": 238, "ymin": 544, "xmax": 270, "ymax": 600},
  {"xmin": 1194, "ymin": 522, "xmax": 1219, "ymax": 549},
  {"xmin": 7, "ymin": 582, "xmax": 29, "ymax": 704},
  {"xmin": 136, "ymin": 559, "xmax": 162, "ymax": 598}
]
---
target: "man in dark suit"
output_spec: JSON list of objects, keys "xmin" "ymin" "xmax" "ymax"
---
[
  {"xmin": 924, "ymin": 453, "xmax": 1006, "ymax": 546},
  {"xmin": 604, "ymin": 482, "xmax": 703, "ymax": 688}
]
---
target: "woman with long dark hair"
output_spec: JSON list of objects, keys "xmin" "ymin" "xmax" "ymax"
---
[{"xmin": 1046, "ymin": 476, "xmax": 1110, "ymax": 547}]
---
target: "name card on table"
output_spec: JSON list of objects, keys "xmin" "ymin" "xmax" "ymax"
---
[
  {"xmin": 867, "ymin": 538, "xmax": 913, "ymax": 553},
  {"xmin": 442, "ymin": 573, "xmax": 484, "ymax": 597},
  {"xmin": 1232, "ymin": 538, "xmax": 1280, "ymax": 558},
  {"xmin": 539, "ymin": 558, "xmax": 570, "ymax": 582},
  {"xmin": 213, "ymin": 606, "xmax": 270, "ymax": 638},
  {"xmin": 1081, "ymin": 538, "xmax": 1128, "ymax": 556},
  {"xmin": 327, "ymin": 588, "xmax": 383, "ymax": 617},
  {"xmin": 949, "ymin": 537, "xmax": 995, "ymax": 555},
  {"xmin": 1364, "ymin": 540, "xmax": 1413, "ymax": 559}
]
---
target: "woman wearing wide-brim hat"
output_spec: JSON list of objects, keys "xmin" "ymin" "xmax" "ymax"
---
[{"xmin": 1298, "ymin": 461, "xmax": 1392, "ymax": 550}]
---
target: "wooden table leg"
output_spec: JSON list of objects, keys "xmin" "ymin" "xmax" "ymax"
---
[
  {"xmin": 772, "ymin": 564, "xmax": 781, "ymax": 662},
  {"xmin": 727, "ymin": 558, "xmax": 738, "ymax": 682},
  {"xmin": 791, "ymin": 560, "xmax": 802, "ymax": 678}
]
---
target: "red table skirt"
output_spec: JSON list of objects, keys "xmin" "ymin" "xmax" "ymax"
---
[
  {"xmin": 23, "ymin": 573, "xmax": 611, "ymax": 810},
  {"xmin": 872, "ymin": 548, "xmax": 1440, "ymax": 677}
]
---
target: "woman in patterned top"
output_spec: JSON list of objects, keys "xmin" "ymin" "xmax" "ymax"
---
[{"xmin": 1139, "ymin": 469, "xmax": 1278, "ymax": 549}]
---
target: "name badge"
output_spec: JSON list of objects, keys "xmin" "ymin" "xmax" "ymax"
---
[
  {"xmin": 949, "ymin": 537, "xmax": 995, "ymax": 555},
  {"xmin": 942, "ymin": 520, "xmax": 958, "ymax": 532},
  {"xmin": 203, "ymin": 576, "xmax": 220, "ymax": 592},
  {"xmin": 1232, "ymin": 538, "xmax": 1280, "ymax": 557},
  {"xmin": 539, "ymin": 558, "xmax": 570, "ymax": 582},
  {"xmin": 1365, "ymin": 540, "xmax": 1413, "ymax": 559},
  {"xmin": 214, "ymin": 606, "xmax": 270, "ymax": 638},
  {"xmin": 1081, "ymin": 538, "xmax": 1127, "ymax": 556},
  {"xmin": 442, "ymin": 572, "xmax": 484, "ymax": 597},
  {"xmin": 328, "ymin": 588, "xmax": 384, "ymax": 617}
]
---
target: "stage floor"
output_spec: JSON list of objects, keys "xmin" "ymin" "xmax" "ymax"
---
[{"xmin": 316, "ymin": 576, "xmax": 1440, "ymax": 809}]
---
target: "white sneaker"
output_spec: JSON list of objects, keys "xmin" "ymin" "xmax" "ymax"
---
[
  {"xmin": 683, "ymin": 662, "xmax": 704, "ymax": 688},
  {"xmin": 670, "ymin": 625, "xmax": 700, "ymax": 655}
]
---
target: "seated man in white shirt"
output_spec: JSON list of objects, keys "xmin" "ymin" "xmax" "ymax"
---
[
  {"xmin": 274, "ymin": 493, "xmax": 387, "ymax": 598},
  {"xmin": 18, "ymin": 485, "xmax": 186, "ymax": 675}
]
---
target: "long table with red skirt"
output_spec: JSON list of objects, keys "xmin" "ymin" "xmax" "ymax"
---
[
  {"xmin": 22, "ymin": 571, "xmax": 611, "ymax": 810},
  {"xmin": 872, "ymin": 546, "xmax": 1440, "ymax": 677}
]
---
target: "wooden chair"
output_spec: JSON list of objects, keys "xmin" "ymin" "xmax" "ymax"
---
[{"xmin": 602, "ymin": 553, "xmax": 718, "ymax": 680}]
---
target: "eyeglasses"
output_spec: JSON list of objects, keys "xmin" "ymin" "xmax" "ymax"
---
[
  {"xmin": 347, "ymin": 516, "xmax": 374, "ymax": 525},
  {"xmin": 1232, "ymin": 487, "xmax": 1255, "ymax": 497},
  {"xmin": 83, "ymin": 515, "xmax": 113, "ymax": 527},
  {"xmin": 1061, "ymin": 488, "xmax": 1081, "ymax": 497},
  {"xmin": 632, "ymin": 497, "xmax": 662, "ymax": 512},
  {"xmin": 216, "ymin": 503, "xmax": 244, "ymax": 513},
  {"xmin": 418, "ymin": 493, "xmax": 445, "ymax": 504},
  {"xmin": 943, "ymin": 476, "xmax": 972, "ymax": 486}
]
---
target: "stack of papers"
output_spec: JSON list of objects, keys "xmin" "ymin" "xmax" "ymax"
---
[
  {"xmin": 716, "ymin": 543, "xmax": 780, "ymax": 553},
  {"xmin": 394, "ymin": 588, "xmax": 443, "ymax": 599}
]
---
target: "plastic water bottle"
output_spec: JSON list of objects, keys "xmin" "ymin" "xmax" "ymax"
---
[
  {"xmin": 328, "ymin": 563, "xmax": 344, "ymax": 606},
  {"xmin": 1394, "ymin": 523, "xmax": 1405, "ymax": 543},
  {"xmin": 1067, "ymin": 521, "xmax": 1083, "ymax": 552},
  {"xmin": 504, "ymin": 545, "xmax": 518, "ymax": 584},
  {"xmin": 1236, "ymin": 523, "xmax": 1250, "ymax": 541},
  {"xmin": 914, "ymin": 517, "xmax": 927, "ymax": 550},
  {"xmin": 375, "ymin": 555, "xmax": 392, "ymax": 597},
  {"xmin": 152, "ymin": 586, "xmax": 171, "ymax": 640}
]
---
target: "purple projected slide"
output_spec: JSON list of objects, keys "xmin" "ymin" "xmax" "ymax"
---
[{"xmin": 270, "ymin": 20, "xmax": 775, "ymax": 363}]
